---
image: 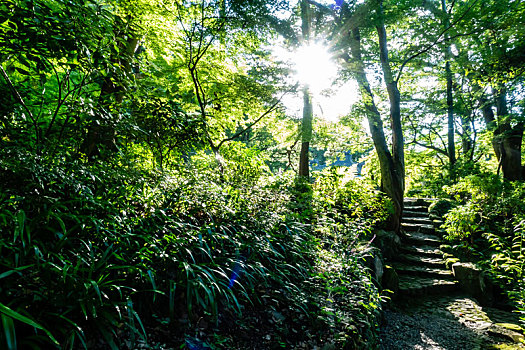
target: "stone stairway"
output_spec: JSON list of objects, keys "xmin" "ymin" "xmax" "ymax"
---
[
  {"xmin": 392, "ymin": 198, "xmax": 459, "ymax": 297},
  {"xmin": 381, "ymin": 198, "xmax": 525, "ymax": 348}
]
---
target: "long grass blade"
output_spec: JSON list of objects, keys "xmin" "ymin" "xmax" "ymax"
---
[
  {"xmin": 1, "ymin": 314, "xmax": 16, "ymax": 350},
  {"xmin": 0, "ymin": 303, "xmax": 58, "ymax": 345}
]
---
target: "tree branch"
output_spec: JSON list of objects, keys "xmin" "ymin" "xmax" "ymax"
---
[
  {"xmin": 408, "ymin": 139, "xmax": 448, "ymax": 156},
  {"xmin": 217, "ymin": 89, "xmax": 292, "ymax": 149},
  {"xmin": 0, "ymin": 64, "xmax": 39, "ymax": 144},
  {"xmin": 395, "ymin": 0, "xmax": 481, "ymax": 82}
]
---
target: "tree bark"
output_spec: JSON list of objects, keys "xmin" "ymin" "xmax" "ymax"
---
[
  {"xmin": 348, "ymin": 25, "xmax": 403, "ymax": 232},
  {"xmin": 441, "ymin": 0, "xmax": 456, "ymax": 170},
  {"xmin": 460, "ymin": 114, "xmax": 473, "ymax": 160},
  {"xmin": 376, "ymin": 2, "xmax": 404, "ymax": 231},
  {"xmin": 478, "ymin": 86, "xmax": 502, "ymax": 162},
  {"xmin": 298, "ymin": 0, "xmax": 313, "ymax": 180},
  {"xmin": 299, "ymin": 86, "xmax": 313, "ymax": 178},
  {"xmin": 494, "ymin": 86, "xmax": 524, "ymax": 181}
]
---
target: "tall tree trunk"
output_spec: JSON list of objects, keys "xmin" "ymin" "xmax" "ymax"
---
[
  {"xmin": 376, "ymin": 2, "xmax": 404, "ymax": 231},
  {"xmin": 460, "ymin": 114, "xmax": 473, "ymax": 160},
  {"xmin": 478, "ymin": 87, "xmax": 502, "ymax": 162},
  {"xmin": 441, "ymin": 0, "xmax": 456, "ymax": 170},
  {"xmin": 298, "ymin": 0, "xmax": 313, "ymax": 179},
  {"xmin": 494, "ymin": 86, "xmax": 524, "ymax": 181},
  {"xmin": 348, "ymin": 25, "xmax": 403, "ymax": 232},
  {"xmin": 299, "ymin": 87, "xmax": 313, "ymax": 178}
]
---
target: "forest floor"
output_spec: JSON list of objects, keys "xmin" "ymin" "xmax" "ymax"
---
[{"xmin": 379, "ymin": 293, "xmax": 525, "ymax": 350}]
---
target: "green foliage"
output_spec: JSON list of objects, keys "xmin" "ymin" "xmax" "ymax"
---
[
  {"xmin": 440, "ymin": 174, "xmax": 525, "ymax": 326},
  {"xmin": 0, "ymin": 0, "xmax": 135, "ymax": 153},
  {"xmin": 14, "ymin": 0, "xmax": 525, "ymax": 346},
  {"xmin": 442, "ymin": 174, "xmax": 525, "ymax": 240},
  {"xmin": 484, "ymin": 224, "xmax": 525, "ymax": 324},
  {"xmin": 428, "ymin": 198, "xmax": 457, "ymax": 218},
  {"xmin": 131, "ymin": 96, "xmax": 205, "ymax": 169},
  {"xmin": 314, "ymin": 168, "xmax": 391, "ymax": 236},
  {"xmin": 0, "ymin": 143, "xmax": 387, "ymax": 348}
]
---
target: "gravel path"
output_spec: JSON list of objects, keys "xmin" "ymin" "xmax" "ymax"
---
[{"xmin": 379, "ymin": 294, "xmax": 524, "ymax": 350}]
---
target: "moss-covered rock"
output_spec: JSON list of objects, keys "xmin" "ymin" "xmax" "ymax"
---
[
  {"xmin": 452, "ymin": 262, "xmax": 494, "ymax": 306},
  {"xmin": 374, "ymin": 230, "xmax": 401, "ymax": 260},
  {"xmin": 382, "ymin": 265, "xmax": 399, "ymax": 296},
  {"xmin": 428, "ymin": 198, "xmax": 457, "ymax": 218}
]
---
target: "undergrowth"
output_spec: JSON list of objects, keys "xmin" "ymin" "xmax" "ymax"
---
[
  {"xmin": 0, "ymin": 147, "xmax": 387, "ymax": 349},
  {"xmin": 441, "ymin": 174, "xmax": 525, "ymax": 327}
]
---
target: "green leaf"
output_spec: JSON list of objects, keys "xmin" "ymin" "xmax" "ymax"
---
[
  {"xmin": 1, "ymin": 314, "xmax": 16, "ymax": 350},
  {"xmin": 97, "ymin": 326, "xmax": 118, "ymax": 350},
  {"xmin": 14, "ymin": 66, "xmax": 30, "ymax": 75},
  {"xmin": 0, "ymin": 303, "xmax": 58, "ymax": 346},
  {"xmin": 0, "ymin": 265, "xmax": 33, "ymax": 280}
]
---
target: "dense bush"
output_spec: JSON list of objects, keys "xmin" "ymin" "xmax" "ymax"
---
[
  {"xmin": 0, "ymin": 148, "xmax": 387, "ymax": 349},
  {"xmin": 441, "ymin": 174, "xmax": 525, "ymax": 326},
  {"xmin": 428, "ymin": 198, "xmax": 456, "ymax": 219}
]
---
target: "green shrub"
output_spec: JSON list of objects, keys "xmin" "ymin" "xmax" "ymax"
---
[
  {"xmin": 440, "ymin": 174, "xmax": 525, "ymax": 327},
  {"xmin": 428, "ymin": 198, "xmax": 456, "ymax": 218},
  {"xmin": 0, "ymin": 149, "xmax": 386, "ymax": 349}
]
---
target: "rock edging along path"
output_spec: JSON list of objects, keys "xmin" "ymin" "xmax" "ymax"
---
[{"xmin": 379, "ymin": 198, "xmax": 524, "ymax": 350}]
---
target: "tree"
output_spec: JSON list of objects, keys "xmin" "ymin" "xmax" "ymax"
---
[
  {"xmin": 455, "ymin": 0, "xmax": 525, "ymax": 180},
  {"xmin": 441, "ymin": 0, "xmax": 456, "ymax": 170},
  {"xmin": 327, "ymin": 0, "xmax": 405, "ymax": 231},
  {"xmin": 0, "ymin": 0, "xmax": 121, "ymax": 154},
  {"xmin": 298, "ymin": 0, "xmax": 314, "ymax": 179},
  {"xmin": 171, "ymin": 0, "xmax": 290, "ymax": 172}
]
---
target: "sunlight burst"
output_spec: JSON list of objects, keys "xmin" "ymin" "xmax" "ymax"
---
[
  {"xmin": 272, "ymin": 41, "xmax": 359, "ymax": 122},
  {"xmin": 293, "ymin": 42, "xmax": 337, "ymax": 93}
]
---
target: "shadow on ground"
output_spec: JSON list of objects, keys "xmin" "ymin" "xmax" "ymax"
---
[{"xmin": 379, "ymin": 293, "xmax": 524, "ymax": 350}]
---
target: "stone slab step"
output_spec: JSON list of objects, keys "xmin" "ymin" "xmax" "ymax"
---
[
  {"xmin": 400, "ymin": 245, "xmax": 443, "ymax": 258},
  {"xmin": 403, "ymin": 210, "xmax": 429, "ymax": 218},
  {"xmin": 402, "ymin": 223, "xmax": 436, "ymax": 234},
  {"xmin": 403, "ymin": 231, "xmax": 442, "ymax": 247},
  {"xmin": 404, "ymin": 205, "xmax": 428, "ymax": 215},
  {"xmin": 402, "ymin": 217, "xmax": 435, "ymax": 226},
  {"xmin": 404, "ymin": 198, "xmax": 434, "ymax": 207},
  {"xmin": 397, "ymin": 254, "xmax": 446, "ymax": 267},
  {"xmin": 398, "ymin": 275, "xmax": 459, "ymax": 296},
  {"xmin": 393, "ymin": 262, "xmax": 454, "ymax": 279}
]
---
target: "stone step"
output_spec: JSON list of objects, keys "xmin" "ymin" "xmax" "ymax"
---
[
  {"xmin": 402, "ymin": 217, "xmax": 435, "ymax": 226},
  {"xmin": 403, "ymin": 231, "xmax": 441, "ymax": 247},
  {"xmin": 404, "ymin": 198, "xmax": 434, "ymax": 207},
  {"xmin": 400, "ymin": 245, "xmax": 443, "ymax": 258},
  {"xmin": 402, "ymin": 223, "xmax": 436, "ymax": 234},
  {"xmin": 398, "ymin": 275, "xmax": 459, "ymax": 296},
  {"xmin": 403, "ymin": 205, "xmax": 429, "ymax": 213},
  {"xmin": 392, "ymin": 262, "xmax": 455, "ymax": 279},
  {"xmin": 403, "ymin": 210, "xmax": 429, "ymax": 218},
  {"xmin": 397, "ymin": 254, "xmax": 446, "ymax": 268}
]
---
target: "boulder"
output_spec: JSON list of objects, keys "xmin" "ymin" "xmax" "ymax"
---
[
  {"xmin": 374, "ymin": 230, "xmax": 401, "ymax": 260},
  {"xmin": 452, "ymin": 262, "xmax": 493, "ymax": 306},
  {"xmin": 374, "ymin": 255, "xmax": 384, "ymax": 281},
  {"xmin": 363, "ymin": 249, "xmax": 384, "ymax": 283},
  {"xmin": 382, "ymin": 265, "xmax": 399, "ymax": 295}
]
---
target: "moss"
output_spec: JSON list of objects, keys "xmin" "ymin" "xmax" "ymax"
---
[{"xmin": 428, "ymin": 198, "xmax": 457, "ymax": 218}]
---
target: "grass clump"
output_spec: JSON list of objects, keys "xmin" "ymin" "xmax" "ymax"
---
[{"xmin": 0, "ymin": 149, "xmax": 388, "ymax": 349}]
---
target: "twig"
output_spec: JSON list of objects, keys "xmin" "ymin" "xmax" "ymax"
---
[{"xmin": 0, "ymin": 64, "xmax": 39, "ymax": 144}]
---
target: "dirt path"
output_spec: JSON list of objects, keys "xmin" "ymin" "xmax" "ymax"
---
[{"xmin": 379, "ymin": 293, "xmax": 524, "ymax": 350}]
